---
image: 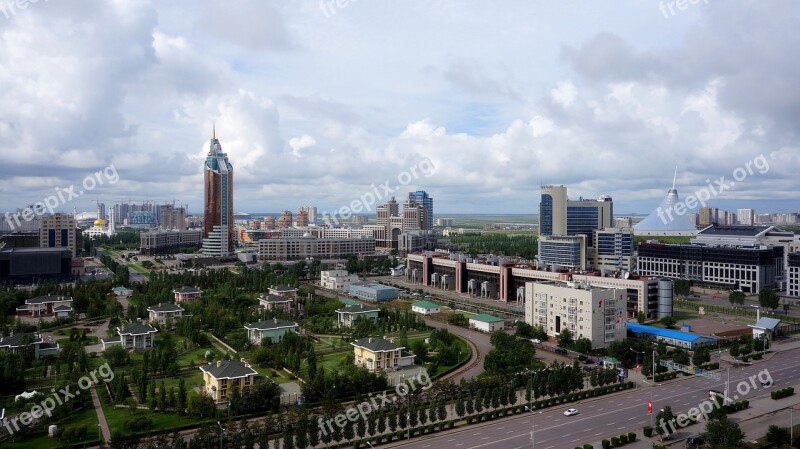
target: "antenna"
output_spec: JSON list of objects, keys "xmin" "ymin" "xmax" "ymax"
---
[{"xmin": 671, "ymin": 166, "xmax": 678, "ymax": 190}]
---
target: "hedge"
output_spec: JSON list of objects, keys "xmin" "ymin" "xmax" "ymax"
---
[{"xmin": 772, "ymin": 387, "xmax": 795, "ymax": 400}]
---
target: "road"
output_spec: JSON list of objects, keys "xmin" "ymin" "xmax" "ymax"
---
[{"xmin": 382, "ymin": 342, "xmax": 800, "ymax": 449}]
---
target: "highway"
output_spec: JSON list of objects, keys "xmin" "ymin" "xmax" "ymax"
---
[{"xmin": 382, "ymin": 343, "xmax": 800, "ymax": 449}]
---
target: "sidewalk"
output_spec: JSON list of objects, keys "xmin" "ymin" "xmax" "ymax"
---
[{"xmin": 89, "ymin": 384, "xmax": 111, "ymax": 444}]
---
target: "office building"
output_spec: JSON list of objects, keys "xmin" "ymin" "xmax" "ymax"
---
[
  {"xmin": 539, "ymin": 185, "xmax": 612, "ymax": 245},
  {"xmin": 591, "ymin": 227, "xmax": 635, "ymax": 273},
  {"xmin": 40, "ymin": 213, "xmax": 77, "ymax": 257},
  {"xmin": 737, "ymin": 209, "xmax": 756, "ymax": 226},
  {"xmin": 525, "ymin": 281, "xmax": 627, "ymax": 349},
  {"xmin": 202, "ymin": 127, "xmax": 234, "ymax": 256},
  {"xmin": 348, "ymin": 281, "xmax": 399, "ymax": 302},
  {"xmin": 158, "ymin": 203, "xmax": 187, "ymax": 230},
  {"xmin": 321, "ymin": 269, "xmax": 359, "ymax": 291},
  {"xmin": 140, "ymin": 229, "xmax": 203, "ymax": 255},
  {"xmin": 538, "ymin": 235, "xmax": 587, "ymax": 270},
  {"xmin": 408, "ymin": 190, "xmax": 434, "ymax": 230},
  {"xmin": 436, "ymin": 218, "xmax": 455, "ymax": 227},
  {"xmin": 257, "ymin": 235, "xmax": 375, "ymax": 261},
  {"xmin": 0, "ymin": 248, "xmax": 73, "ymax": 283},
  {"xmin": 788, "ymin": 253, "xmax": 800, "ymax": 297}
]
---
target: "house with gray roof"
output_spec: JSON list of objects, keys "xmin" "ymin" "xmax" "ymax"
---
[
  {"xmin": 199, "ymin": 359, "xmax": 257, "ymax": 402},
  {"xmin": 147, "ymin": 303, "xmax": 185, "ymax": 326},
  {"xmin": 244, "ymin": 318, "xmax": 299, "ymax": 345},
  {"xmin": 102, "ymin": 322, "xmax": 158, "ymax": 351},
  {"xmin": 0, "ymin": 333, "xmax": 59, "ymax": 358},
  {"xmin": 336, "ymin": 303, "xmax": 380, "ymax": 328},
  {"xmin": 15, "ymin": 295, "xmax": 73, "ymax": 317},
  {"xmin": 173, "ymin": 286, "xmax": 203, "ymax": 303},
  {"xmin": 351, "ymin": 337, "xmax": 415, "ymax": 373}
]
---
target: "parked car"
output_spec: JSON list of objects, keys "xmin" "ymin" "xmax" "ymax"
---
[
  {"xmin": 563, "ymin": 408, "xmax": 579, "ymax": 416},
  {"xmin": 685, "ymin": 436, "xmax": 706, "ymax": 448},
  {"xmin": 761, "ymin": 379, "xmax": 772, "ymax": 387}
]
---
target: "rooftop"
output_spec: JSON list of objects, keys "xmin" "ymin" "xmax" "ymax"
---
[
  {"xmin": 352, "ymin": 337, "xmax": 403, "ymax": 352},
  {"xmin": 336, "ymin": 304, "xmax": 380, "ymax": 314},
  {"xmin": 26, "ymin": 295, "xmax": 72, "ymax": 304},
  {"xmin": 245, "ymin": 318, "xmax": 298, "ymax": 331},
  {"xmin": 200, "ymin": 359, "xmax": 257, "ymax": 379},
  {"xmin": 118, "ymin": 322, "xmax": 158, "ymax": 335},
  {"xmin": 0, "ymin": 333, "xmax": 43, "ymax": 348},
  {"xmin": 147, "ymin": 303, "xmax": 185, "ymax": 313},
  {"xmin": 626, "ymin": 322, "xmax": 713, "ymax": 343},
  {"xmin": 412, "ymin": 301, "xmax": 440, "ymax": 310},
  {"xmin": 259, "ymin": 294, "xmax": 293, "ymax": 303},
  {"xmin": 270, "ymin": 285, "xmax": 297, "ymax": 292},
  {"xmin": 698, "ymin": 225, "xmax": 772, "ymax": 237},
  {"xmin": 173, "ymin": 286, "xmax": 203, "ymax": 294},
  {"xmin": 469, "ymin": 313, "xmax": 504, "ymax": 323},
  {"xmin": 751, "ymin": 317, "xmax": 781, "ymax": 331}
]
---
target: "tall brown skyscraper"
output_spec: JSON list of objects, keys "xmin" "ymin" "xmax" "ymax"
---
[{"xmin": 201, "ymin": 126, "xmax": 234, "ymax": 256}]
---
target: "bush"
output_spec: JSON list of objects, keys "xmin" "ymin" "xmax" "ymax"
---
[
  {"xmin": 772, "ymin": 387, "xmax": 796, "ymax": 400},
  {"xmin": 619, "ymin": 433, "xmax": 628, "ymax": 444},
  {"xmin": 610, "ymin": 436, "xmax": 620, "ymax": 447},
  {"xmin": 627, "ymin": 432, "xmax": 636, "ymax": 442},
  {"xmin": 583, "ymin": 445, "xmax": 594, "ymax": 449},
  {"xmin": 643, "ymin": 426, "xmax": 653, "ymax": 437},
  {"xmin": 601, "ymin": 439, "xmax": 610, "ymax": 449}
]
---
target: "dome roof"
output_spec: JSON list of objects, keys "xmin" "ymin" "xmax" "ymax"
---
[{"xmin": 93, "ymin": 218, "xmax": 107, "ymax": 227}]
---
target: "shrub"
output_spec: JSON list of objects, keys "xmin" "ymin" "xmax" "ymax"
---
[
  {"xmin": 643, "ymin": 426, "xmax": 653, "ymax": 437},
  {"xmin": 601, "ymin": 439, "xmax": 610, "ymax": 449},
  {"xmin": 583, "ymin": 445, "xmax": 594, "ymax": 449},
  {"xmin": 627, "ymin": 432, "xmax": 636, "ymax": 442},
  {"xmin": 619, "ymin": 433, "xmax": 628, "ymax": 444},
  {"xmin": 610, "ymin": 436, "xmax": 620, "ymax": 447}
]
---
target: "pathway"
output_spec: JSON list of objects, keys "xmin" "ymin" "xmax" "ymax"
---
[{"xmin": 89, "ymin": 384, "xmax": 111, "ymax": 444}]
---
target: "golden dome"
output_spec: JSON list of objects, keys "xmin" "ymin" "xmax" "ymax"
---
[{"xmin": 93, "ymin": 218, "xmax": 107, "ymax": 227}]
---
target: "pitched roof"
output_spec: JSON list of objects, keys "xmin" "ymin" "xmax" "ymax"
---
[
  {"xmin": 259, "ymin": 294, "xmax": 293, "ymax": 303},
  {"xmin": 633, "ymin": 188, "xmax": 697, "ymax": 233},
  {"xmin": 118, "ymin": 322, "xmax": 158, "ymax": 335},
  {"xmin": 626, "ymin": 322, "xmax": 712, "ymax": 343},
  {"xmin": 147, "ymin": 303, "xmax": 185, "ymax": 313},
  {"xmin": 270, "ymin": 285, "xmax": 297, "ymax": 292},
  {"xmin": 245, "ymin": 319, "xmax": 298, "ymax": 331},
  {"xmin": 351, "ymin": 337, "xmax": 403, "ymax": 352},
  {"xmin": 340, "ymin": 299, "xmax": 361, "ymax": 306},
  {"xmin": 199, "ymin": 360, "xmax": 257, "ymax": 379},
  {"xmin": 27, "ymin": 295, "xmax": 73, "ymax": 304},
  {"xmin": 752, "ymin": 317, "xmax": 781, "ymax": 331},
  {"xmin": 53, "ymin": 305, "xmax": 73, "ymax": 312},
  {"xmin": 336, "ymin": 304, "xmax": 379, "ymax": 314},
  {"xmin": 470, "ymin": 313, "xmax": 504, "ymax": 323},
  {"xmin": 173, "ymin": 286, "xmax": 203, "ymax": 294},
  {"xmin": 412, "ymin": 301, "xmax": 439, "ymax": 310},
  {"xmin": 0, "ymin": 333, "xmax": 43, "ymax": 348}
]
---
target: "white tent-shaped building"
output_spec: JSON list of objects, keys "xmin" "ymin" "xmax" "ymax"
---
[{"xmin": 634, "ymin": 175, "xmax": 698, "ymax": 236}]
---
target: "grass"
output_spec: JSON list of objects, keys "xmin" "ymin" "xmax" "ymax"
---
[
  {"xmin": 56, "ymin": 336, "xmax": 100, "ymax": 346},
  {"xmin": 2, "ymin": 406, "xmax": 100, "ymax": 449},
  {"xmin": 424, "ymin": 334, "xmax": 473, "ymax": 377},
  {"xmin": 175, "ymin": 346, "xmax": 222, "ymax": 367}
]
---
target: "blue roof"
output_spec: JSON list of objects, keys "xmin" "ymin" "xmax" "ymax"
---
[{"xmin": 626, "ymin": 322, "xmax": 713, "ymax": 343}]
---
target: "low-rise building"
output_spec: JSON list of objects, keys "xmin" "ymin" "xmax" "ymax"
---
[
  {"xmin": 244, "ymin": 318, "xmax": 299, "ymax": 345},
  {"xmin": 102, "ymin": 322, "xmax": 158, "ymax": 351},
  {"xmin": 147, "ymin": 303, "xmax": 185, "ymax": 326},
  {"xmin": 348, "ymin": 281, "xmax": 399, "ymax": 302},
  {"xmin": 173, "ymin": 286, "xmax": 203, "ymax": 303},
  {"xmin": 257, "ymin": 294, "xmax": 293, "ymax": 313},
  {"xmin": 139, "ymin": 229, "xmax": 203, "ymax": 255},
  {"xmin": 524, "ymin": 281, "xmax": 627, "ymax": 349},
  {"xmin": 15, "ymin": 295, "xmax": 73, "ymax": 317},
  {"xmin": 200, "ymin": 359, "xmax": 257, "ymax": 402},
  {"xmin": 112, "ymin": 286, "xmax": 133, "ymax": 297},
  {"xmin": 351, "ymin": 337, "xmax": 415, "ymax": 373},
  {"xmin": 268, "ymin": 285, "xmax": 299, "ymax": 300},
  {"xmin": 257, "ymin": 235, "xmax": 376, "ymax": 261},
  {"xmin": 411, "ymin": 300, "xmax": 440, "ymax": 315},
  {"xmin": 336, "ymin": 304, "xmax": 380, "ymax": 328},
  {"xmin": 625, "ymin": 322, "xmax": 715, "ymax": 350},
  {"xmin": 469, "ymin": 314, "xmax": 505, "ymax": 333},
  {"xmin": 0, "ymin": 333, "xmax": 59, "ymax": 358},
  {"xmin": 321, "ymin": 270, "xmax": 359, "ymax": 291}
]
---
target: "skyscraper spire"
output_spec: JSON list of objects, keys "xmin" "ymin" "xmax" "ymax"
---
[
  {"xmin": 212, "ymin": 122, "xmax": 216, "ymax": 141},
  {"xmin": 671, "ymin": 165, "xmax": 678, "ymax": 190}
]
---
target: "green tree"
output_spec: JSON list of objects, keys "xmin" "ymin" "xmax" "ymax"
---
[
  {"xmin": 703, "ymin": 415, "xmax": 746, "ymax": 448},
  {"xmin": 655, "ymin": 406, "xmax": 676, "ymax": 439},
  {"xmin": 672, "ymin": 348, "xmax": 690, "ymax": 365},
  {"xmin": 572, "ymin": 337, "xmax": 592, "ymax": 354},
  {"xmin": 765, "ymin": 425, "xmax": 790, "ymax": 447},
  {"xmin": 728, "ymin": 290, "xmax": 746, "ymax": 306},
  {"xmin": 660, "ymin": 316, "xmax": 678, "ymax": 329},
  {"xmin": 692, "ymin": 347, "xmax": 710, "ymax": 367},
  {"xmin": 636, "ymin": 311, "xmax": 646, "ymax": 324},
  {"xmin": 455, "ymin": 393, "xmax": 466, "ymax": 418},
  {"xmin": 557, "ymin": 328, "xmax": 573, "ymax": 348},
  {"xmin": 673, "ymin": 279, "xmax": 691, "ymax": 296},
  {"xmin": 758, "ymin": 289, "xmax": 780, "ymax": 310},
  {"xmin": 176, "ymin": 378, "xmax": 187, "ymax": 415}
]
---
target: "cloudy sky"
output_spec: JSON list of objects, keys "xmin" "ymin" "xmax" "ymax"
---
[{"xmin": 0, "ymin": 0, "xmax": 798, "ymax": 216}]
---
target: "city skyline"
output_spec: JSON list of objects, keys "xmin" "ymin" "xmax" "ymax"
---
[{"xmin": 0, "ymin": 2, "xmax": 798, "ymax": 215}]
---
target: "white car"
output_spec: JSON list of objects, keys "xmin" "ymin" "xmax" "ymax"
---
[{"xmin": 564, "ymin": 408, "xmax": 579, "ymax": 416}]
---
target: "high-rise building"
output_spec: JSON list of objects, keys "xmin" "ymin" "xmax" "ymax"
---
[
  {"xmin": 158, "ymin": 203, "xmax": 187, "ymax": 230},
  {"xmin": 539, "ymin": 185, "xmax": 612, "ymax": 245},
  {"xmin": 201, "ymin": 127, "xmax": 234, "ymax": 256},
  {"xmin": 278, "ymin": 211, "xmax": 293, "ymax": 229},
  {"xmin": 737, "ymin": 208, "xmax": 756, "ymax": 226},
  {"xmin": 408, "ymin": 191, "xmax": 433, "ymax": 230},
  {"xmin": 263, "ymin": 216, "xmax": 276, "ymax": 229},
  {"xmin": 296, "ymin": 210, "xmax": 309, "ymax": 227},
  {"xmin": 298, "ymin": 206, "xmax": 317, "ymax": 223},
  {"xmin": 97, "ymin": 203, "xmax": 106, "ymax": 222},
  {"xmin": 40, "ymin": 213, "xmax": 77, "ymax": 257}
]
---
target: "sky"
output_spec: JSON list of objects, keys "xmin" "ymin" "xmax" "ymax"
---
[{"xmin": 0, "ymin": 0, "xmax": 798, "ymax": 217}]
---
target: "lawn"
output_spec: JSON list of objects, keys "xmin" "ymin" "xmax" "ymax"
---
[
  {"xmin": 175, "ymin": 346, "xmax": 222, "ymax": 367},
  {"xmin": 424, "ymin": 334, "xmax": 472, "ymax": 378},
  {"xmin": 2, "ymin": 406, "xmax": 100, "ymax": 449}
]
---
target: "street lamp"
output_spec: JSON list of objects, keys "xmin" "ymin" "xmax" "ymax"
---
[
  {"xmin": 217, "ymin": 421, "xmax": 224, "ymax": 449},
  {"xmin": 630, "ymin": 348, "xmax": 645, "ymax": 388},
  {"xmin": 524, "ymin": 406, "xmax": 543, "ymax": 449}
]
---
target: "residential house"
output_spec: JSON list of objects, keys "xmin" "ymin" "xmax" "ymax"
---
[
  {"xmin": 336, "ymin": 304, "xmax": 380, "ymax": 328},
  {"xmin": 244, "ymin": 318, "xmax": 300, "ymax": 345},
  {"xmin": 200, "ymin": 359, "xmax": 257, "ymax": 402},
  {"xmin": 351, "ymin": 337, "xmax": 415, "ymax": 373}
]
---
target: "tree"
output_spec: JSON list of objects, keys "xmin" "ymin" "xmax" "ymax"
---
[
  {"xmin": 672, "ymin": 348, "xmax": 689, "ymax": 365},
  {"xmin": 729, "ymin": 343, "xmax": 740, "ymax": 358},
  {"xmin": 515, "ymin": 322, "xmax": 535, "ymax": 339},
  {"xmin": 673, "ymin": 279, "xmax": 691, "ymax": 296},
  {"xmin": 703, "ymin": 415, "xmax": 746, "ymax": 448},
  {"xmin": 176, "ymin": 378, "xmax": 187, "ymax": 415},
  {"xmin": 728, "ymin": 290, "xmax": 746, "ymax": 306},
  {"xmin": 636, "ymin": 311, "xmax": 646, "ymax": 324},
  {"xmin": 572, "ymin": 337, "xmax": 592, "ymax": 355},
  {"xmin": 455, "ymin": 393, "xmax": 466, "ymax": 418},
  {"xmin": 660, "ymin": 316, "xmax": 678, "ymax": 329},
  {"xmin": 759, "ymin": 289, "xmax": 780, "ymax": 310},
  {"xmin": 765, "ymin": 425, "xmax": 790, "ymax": 447},
  {"xmin": 655, "ymin": 406, "xmax": 676, "ymax": 439},
  {"xmin": 557, "ymin": 328, "xmax": 573, "ymax": 348},
  {"xmin": 447, "ymin": 313, "xmax": 468, "ymax": 327},
  {"xmin": 692, "ymin": 347, "xmax": 710, "ymax": 367}
]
